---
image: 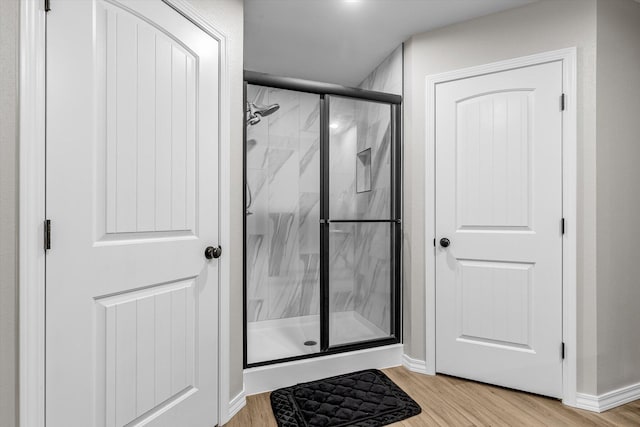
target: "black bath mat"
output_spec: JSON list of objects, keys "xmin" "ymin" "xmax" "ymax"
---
[{"xmin": 270, "ymin": 369, "xmax": 421, "ymax": 427}]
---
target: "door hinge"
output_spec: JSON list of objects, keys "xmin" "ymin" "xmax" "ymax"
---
[
  {"xmin": 44, "ymin": 219, "xmax": 51, "ymax": 251},
  {"xmin": 561, "ymin": 218, "xmax": 565, "ymax": 235},
  {"xmin": 560, "ymin": 93, "xmax": 566, "ymax": 111},
  {"xmin": 44, "ymin": 0, "xmax": 51, "ymax": 12},
  {"xmin": 433, "ymin": 238, "xmax": 436, "ymax": 247},
  {"xmin": 561, "ymin": 342, "xmax": 565, "ymax": 359}
]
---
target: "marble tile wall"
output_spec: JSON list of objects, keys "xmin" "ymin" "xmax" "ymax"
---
[
  {"xmin": 323, "ymin": 46, "xmax": 402, "ymax": 335},
  {"xmin": 352, "ymin": 100, "xmax": 393, "ymax": 333},
  {"xmin": 354, "ymin": 223, "xmax": 392, "ymax": 332},
  {"xmin": 328, "ymin": 98, "xmax": 392, "ymax": 328},
  {"xmin": 358, "ymin": 45, "xmax": 403, "ymax": 96},
  {"xmin": 246, "ymin": 84, "xmax": 320, "ymax": 322},
  {"xmin": 328, "ymin": 223, "xmax": 356, "ymax": 314},
  {"xmin": 246, "ymin": 44, "xmax": 402, "ymax": 335},
  {"xmin": 353, "ymin": 45, "xmax": 403, "ymax": 333},
  {"xmin": 327, "ymin": 99, "xmax": 358, "ymax": 317},
  {"xmin": 329, "ymin": 97, "xmax": 358, "ymax": 219}
]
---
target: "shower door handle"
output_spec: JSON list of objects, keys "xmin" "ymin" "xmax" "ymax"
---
[{"xmin": 205, "ymin": 245, "xmax": 222, "ymax": 259}]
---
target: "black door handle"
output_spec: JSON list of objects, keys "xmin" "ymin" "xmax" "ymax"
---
[
  {"xmin": 440, "ymin": 238, "xmax": 450, "ymax": 248},
  {"xmin": 205, "ymin": 245, "xmax": 222, "ymax": 259}
]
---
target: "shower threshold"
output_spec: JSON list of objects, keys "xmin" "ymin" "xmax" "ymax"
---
[{"xmin": 246, "ymin": 311, "xmax": 389, "ymax": 366}]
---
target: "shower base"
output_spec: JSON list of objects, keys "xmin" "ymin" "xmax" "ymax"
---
[
  {"xmin": 247, "ymin": 311, "xmax": 388, "ymax": 366},
  {"xmin": 244, "ymin": 343, "xmax": 403, "ymax": 395}
]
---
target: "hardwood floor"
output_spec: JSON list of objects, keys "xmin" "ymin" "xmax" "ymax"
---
[{"xmin": 225, "ymin": 367, "xmax": 640, "ymax": 426}]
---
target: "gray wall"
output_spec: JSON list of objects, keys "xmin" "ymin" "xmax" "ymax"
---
[
  {"xmin": 184, "ymin": 0, "xmax": 245, "ymax": 401},
  {"xmin": 0, "ymin": 0, "xmax": 19, "ymax": 425},
  {"xmin": 595, "ymin": 0, "xmax": 640, "ymax": 395},
  {"xmin": 403, "ymin": 0, "xmax": 599, "ymax": 394}
]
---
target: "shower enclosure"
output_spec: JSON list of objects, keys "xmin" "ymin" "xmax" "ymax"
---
[{"xmin": 244, "ymin": 72, "xmax": 401, "ymax": 367}]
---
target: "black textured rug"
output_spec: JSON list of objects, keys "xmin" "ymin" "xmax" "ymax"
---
[{"xmin": 270, "ymin": 369, "xmax": 421, "ymax": 427}]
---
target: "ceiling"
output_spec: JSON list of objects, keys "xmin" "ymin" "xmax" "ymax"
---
[{"xmin": 244, "ymin": 0, "xmax": 536, "ymax": 87}]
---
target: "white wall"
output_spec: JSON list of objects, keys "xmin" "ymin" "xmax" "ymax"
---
[
  {"xmin": 403, "ymin": 0, "xmax": 599, "ymax": 394},
  {"xmin": 0, "ymin": 0, "xmax": 19, "ymax": 426},
  {"xmin": 184, "ymin": 0, "xmax": 245, "ymax": 401},
  {"xmin": 595, "ymin": 0, "xmax": 640, "ymax": 395}
]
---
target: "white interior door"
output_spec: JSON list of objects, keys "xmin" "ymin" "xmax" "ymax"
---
[
  {"xmin": 46, "ymin": 1, "xmax": 220, "ymax": 425},
  {"xmin": 435, "ymin": 61, "xmax": 563, "ymax": 398}
]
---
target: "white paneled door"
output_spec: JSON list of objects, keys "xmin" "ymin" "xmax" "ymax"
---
[
  {"xmin": 47, "ymin": 1, "xmax": 220, "ymax": 426},
  {"xmin": 435, "ymin": 61, "xmax": 563, "ymax": 397}
]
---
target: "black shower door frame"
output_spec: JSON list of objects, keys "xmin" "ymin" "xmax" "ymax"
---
[{"xmin": 243, "ymin": 71, "xmax": 402, "ymax": 368}]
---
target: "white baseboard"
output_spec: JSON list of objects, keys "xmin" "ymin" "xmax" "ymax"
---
[
  {"xmin": 220, "ymin": 389, "xmax": 246, "ymax": 425},
  {"xmin": 244, "ymin": 344, "xmax": 403, "ymax": 396},
  {"xmin": 401, "ymin": 353, "xmax": 431, "ymax": 375},
  {"xmin": 576, "ymin": 382, "xmax": 640, "ymax": 413}
]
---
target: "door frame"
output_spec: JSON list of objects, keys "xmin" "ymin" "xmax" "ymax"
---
[
  {"xmin": 18, "ymin": 0, "xmax": 234, "ymax": 425},
  {"xmin": 424, "ymin": 48, "xmax": 577, "ymax": 406}
]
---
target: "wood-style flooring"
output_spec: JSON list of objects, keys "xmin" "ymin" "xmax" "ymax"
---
[{"xmin": 224, "ymin": 366, "xmax": 640, "ymax": 426}]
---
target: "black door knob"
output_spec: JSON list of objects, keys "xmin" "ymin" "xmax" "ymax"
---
[
  {"xmin": 205, "ymin": 245, "xmax": 222, "ymax": 259},
  {"xmin": 440, "ymin": 238, "xmax": 450, "ymax": 248}
]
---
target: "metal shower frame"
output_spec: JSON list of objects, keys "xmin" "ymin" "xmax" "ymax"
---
[{"xmin": 243, "ymin": 71, "xmax": 403, "ymax": 368}]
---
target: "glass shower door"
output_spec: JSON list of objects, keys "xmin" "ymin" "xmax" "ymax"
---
[
  {"xmin": 245, "ymin": 84, "xmax": 321, "ymax": 365},
  {"xmin": 244, "ymin": 78, "xmax": 401, "ymax": 367},
  {"xmin": 325, "ymin": 96, "xmax": 400, "ymax": 348}
]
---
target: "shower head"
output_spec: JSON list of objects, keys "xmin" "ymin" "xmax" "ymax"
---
[
  {"xmin": 250, "ymin": 102, "xmax": 280, "ymax": 117},
  {"xmin": 246, "ymin": 102, "xmax": 280, "ymax": 125}
]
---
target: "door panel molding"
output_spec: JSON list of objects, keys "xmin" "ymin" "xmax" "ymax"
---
[
  {"xmin": 18, "ymin": 0, "xmax": 236, "ymax": 425},
  {"xmin": 424, "ymin": 47, "xmax": 577, "ymax": 406}
]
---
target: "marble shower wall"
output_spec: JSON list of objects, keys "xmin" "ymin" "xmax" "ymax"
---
[
  {"xmin": 246, "ymin": 84, "xmax": 320, "ymax": 322},
  {"xmin": 352, "ymin": 99, "xmax": 392, "ymax": 334},
  {"xmin": 353, "ymin": 45, "xmax": 403, "ymax": 333},
  {"xmin": 328, "ymin": 97, "xmax": 358, "ymax": 316},
  {"xmin": 358, "ymin": 45, "xmax": 403, "ymax": 96},
  {"xmin": 246, "ymin": 45, "xmax": 401, "ymax": 331},
  {"xmin": 328, "ymin": 96, "xmax": 392, "ymax": 327},
  {"xmin": 325, "ymin": 46, "xmax": 402, "ymax": 334}
]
